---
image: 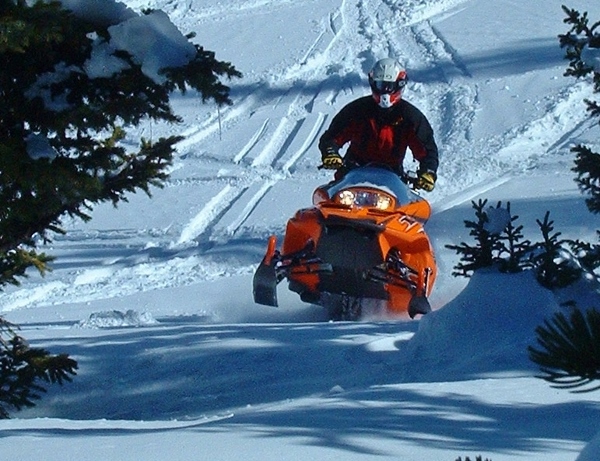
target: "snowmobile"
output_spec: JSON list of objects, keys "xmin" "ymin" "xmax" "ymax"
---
[{"xmin": 253, "ymin": 164, "xmax": 437, "ymax": 320}]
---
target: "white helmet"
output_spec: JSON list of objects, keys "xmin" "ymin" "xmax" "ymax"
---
[{"xmin": 368, "ymin": 58, "xmax": 407, "ymax": 109}]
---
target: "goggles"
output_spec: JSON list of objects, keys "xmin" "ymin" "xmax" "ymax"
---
[{"xmin": 371, "ymin": 79, "xmax": 406, "ymax": 95}]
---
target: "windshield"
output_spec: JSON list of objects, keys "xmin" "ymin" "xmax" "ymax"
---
[{"xmin": 323, "ymin": 166, "xmax": 419, "ymax": 207}]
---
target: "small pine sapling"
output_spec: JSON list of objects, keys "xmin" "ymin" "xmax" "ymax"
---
[
  {"xmin": 531, "ymin": 211, "xmax": 581, "ymax": 288},
  {"xmin": 495, "ymin": 201, "xmax": 534, "ymax": 273},
  {"xmin": 568, "ymin": 235, "xmax": 600, "ymax": 284},
  {"xmin": 446, "ymin": 199, "xmax": 502, "ymax": 277}
]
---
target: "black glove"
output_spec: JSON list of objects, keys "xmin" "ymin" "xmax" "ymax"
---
[
  {"xmin": 321, "ymin": 148, "xmax": 343, "ymax": 170},
  {"xmin": 416, "ymin": 170, "xmax": 436, "ymax": 192}
]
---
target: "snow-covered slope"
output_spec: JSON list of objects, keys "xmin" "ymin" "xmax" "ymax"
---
[{"xmin": 2, "ymin": 0, "xmax": 600, "ymax": 460}]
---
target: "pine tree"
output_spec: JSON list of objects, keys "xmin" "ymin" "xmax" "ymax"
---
[
  {"xmin": 0, "ymin": 0, "xmax": 241, "ymax": 289},
  {"xmin": 560, "ymin": 6, "xmax": 600, "ymax": 214},
  {"xmin": 0, "ymin": 0, "xmax": 240, "ymax": 416}
]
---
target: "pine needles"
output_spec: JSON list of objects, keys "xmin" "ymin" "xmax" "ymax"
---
[{"xmin": 529, "ymin": 308, "xmax": 600, "ymax": 392}]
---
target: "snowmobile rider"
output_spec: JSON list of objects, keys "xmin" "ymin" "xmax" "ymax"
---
[{"xmin": 318, "ymin": 58, "xmax": 439, "ymax": 191}]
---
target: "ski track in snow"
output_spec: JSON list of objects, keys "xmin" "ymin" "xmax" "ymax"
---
[
  {"xmin": 222, "ymin": 181, "xmax": 274, "ymax": 236},
  {"xmin": 176, "ymin": 184, "xmax": 243, "ymax": 245},
  {"xmin": 234, "ymin": 118, "xmax": 270, "ymax": 164}
]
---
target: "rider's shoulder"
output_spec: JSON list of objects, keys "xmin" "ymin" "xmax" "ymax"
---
[
  {"xmin": 397, "ymin": 99, "xmax": 427, "ymax": 119},
  {"xmin": 339, "ymin": 96, "xmax": 378, "ymax": 115}
]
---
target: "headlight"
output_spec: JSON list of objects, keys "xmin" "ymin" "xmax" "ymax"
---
[
  {"xmin": 337, "ymin": 189, "xmax": 355, "ymax": 206},
  {"xmin": 375, "ymin": 194, "xmax": 392, "ymax": 210},
  {"xmin": 335, "ymin": 189, "xmax": 394, "ymax": 210}
]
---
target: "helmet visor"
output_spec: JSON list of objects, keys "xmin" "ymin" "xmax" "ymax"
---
[{"xmin": 371, "ymin": 79, "xmax": 406, "ymax": 95}]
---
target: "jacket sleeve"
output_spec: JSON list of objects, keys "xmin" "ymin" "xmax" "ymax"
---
[
  {"xmin": 318, "ymin": 101, "xmax": 358, "ymax": 155},
  {"xmin": 408, "ymin": 110, "xmax": 439, "ymax": 175}
]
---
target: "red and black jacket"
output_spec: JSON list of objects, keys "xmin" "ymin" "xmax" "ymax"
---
[{"xmin": 319, "ymin": 96, "xmax": 439, "ymax": 176}]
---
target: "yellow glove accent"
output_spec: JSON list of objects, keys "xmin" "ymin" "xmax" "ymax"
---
[
  {"xmin": 417, "ymin": 172, "xmax": 436, "ymax": 192},
  {"xmin": 322, "ymin": 152, "xmax": 343, "ymax": 170}
]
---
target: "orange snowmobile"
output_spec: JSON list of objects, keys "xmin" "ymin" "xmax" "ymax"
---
[{"xmin": 253, "ymin": 164, "xmax": 437, "ymax": 320}]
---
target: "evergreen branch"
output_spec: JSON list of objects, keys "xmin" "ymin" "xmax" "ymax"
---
[
  {"xmin": 529, "ymin": 308, "xmax": 600, "ymax": 392},
  {"xmin": 0, "ymin": 334, "xmax": 77, "ymax": 418}
]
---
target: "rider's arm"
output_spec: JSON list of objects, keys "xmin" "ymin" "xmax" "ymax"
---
[
  {"xmin": 403, "ymin": 103, "xmax": 439, "ymax": 175},
  {"xmin": 318, "ymin": 97, "xmax": 370, "ymax": 155}
]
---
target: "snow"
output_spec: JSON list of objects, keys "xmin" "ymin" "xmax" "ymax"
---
[
  {"xmin": 25, "ymin": 133, "xmax": 58, "ymax": 160},
  {"xmin": 103, "ymin": 9, "xmax": 196, "ymax": 83},
  {"xmin": 3, "ymin": 0, "xmax": 600, "ymax": 459},
  {"xmin": 33, "ymin": 0, "xmax": 195, "ymax": 102},
  {"xmin": 58, "ymin": 0, "xmax": 136, "ymax": 24},
  {"xmin": 582, "ymin": 46, "xmax": 600, "ymax": 73}
]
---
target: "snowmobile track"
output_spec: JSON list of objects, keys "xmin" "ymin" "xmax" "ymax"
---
[
  {"xmin": 234, "ymin": 118, "xmax": 270, "ymax": 164},
  {"xmin": 176, "ymin": 184, "xmax": 247, "ymax": 245}
]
